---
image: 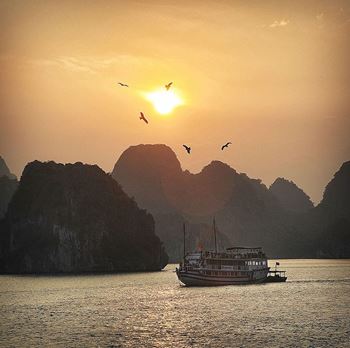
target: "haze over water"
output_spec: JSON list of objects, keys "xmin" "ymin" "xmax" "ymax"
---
[{"xmin": 1, "ymin": 259, "xmax": 349, "ymax": 347}]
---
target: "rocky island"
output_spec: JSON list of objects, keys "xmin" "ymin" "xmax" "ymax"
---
[{"xmin": 0, "ymin": 161, "xmax": 168, "ymax": 273}]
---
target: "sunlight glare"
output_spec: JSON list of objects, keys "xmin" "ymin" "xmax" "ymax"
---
[{"xmin": 145, "ymin": 89, "xmax": 183, "ymax": 115}]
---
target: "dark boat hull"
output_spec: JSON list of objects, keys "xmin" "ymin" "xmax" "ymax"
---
[
  {"xmin": 176, "ymin": 269, "xmax": 267, "ymax": 286},
  {"xmin": 266, "ymin": 275, "xmax": 287, "ymax": 282}
]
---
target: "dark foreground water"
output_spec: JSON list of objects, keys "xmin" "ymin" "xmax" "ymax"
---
[{"xmin": 0, "ymin": 259, "xmax": 349, "ymax": 347}]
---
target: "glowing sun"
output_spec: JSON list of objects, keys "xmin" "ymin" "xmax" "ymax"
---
[{"xmin": 145, "ymin": 89, "xmax": 183, "ymax": 115}]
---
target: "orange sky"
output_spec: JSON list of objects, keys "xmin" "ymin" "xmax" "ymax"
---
[{"xmin": 1, "ymin": 0, "xmax": 349, "ymax": 203}]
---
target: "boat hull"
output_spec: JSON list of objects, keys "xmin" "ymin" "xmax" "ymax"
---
[
  {"xmin": 266, "ymin": 275, "xmax": 287, "ymax": 282},
  {"xmin": 176, "ymin": 269, "xmax": 267, "ymax": 286}
]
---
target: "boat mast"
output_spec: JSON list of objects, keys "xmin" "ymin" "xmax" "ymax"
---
[
  {"xmin": 159, "ymin": 241, "xmax": 162, "ymax": 270},
  {"xmin": 183, "ymin": 222, "xmax": 186, "ymax": 261},
  {"xmin": 213, "ymin": 217, "xmax": 217, "ymax": 254}
]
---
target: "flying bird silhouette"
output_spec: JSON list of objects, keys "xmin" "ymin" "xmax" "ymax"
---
[
  {"xmin": 118, "ymin": 82, "xmax": 129, "ymax": 87},
  {"xmin": 139, "ymin": 112, "xmax": 148, "ymax": 124},
  {"xmin": 165, "ymin": 82, "xmax": 173, "ymax": 91},
  {"xmin": 221, "ymin": 142, "xmax": 232, "ymax": 150},
  {"xmin": 183, "ymin": 145, "xmax": 191, "ymax": 154}
]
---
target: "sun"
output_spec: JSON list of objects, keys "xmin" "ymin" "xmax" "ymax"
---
[{"xmin": 145, "ymin": 89, "xmax": 183, "ymax": 115}]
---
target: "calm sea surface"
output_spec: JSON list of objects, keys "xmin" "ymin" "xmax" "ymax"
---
[{"xmin": 0, "ymin": 259, "xmax": 349, "ymax": 347}]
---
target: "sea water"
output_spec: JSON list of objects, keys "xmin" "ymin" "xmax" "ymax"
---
[{"xmin": 0, "ymin": 259, "xmax": 349, "ymax": 347}]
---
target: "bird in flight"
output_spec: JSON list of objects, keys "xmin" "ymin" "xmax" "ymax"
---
[
  {"xmin": 221, "ymin": 142, "xmax": 232, "ymax": 150},
  {"xmin": 183, "ymin": 145, "xmax": 191, "ymax": 154},
  {"xmin": 118, "ymin": 82, "xmax": 129, "ymax": 87},
  {"xmin": 139, "ymin": 112, "xmax": 149, "ymax": 124},
  {"xmin": 165, "ymin": 82, "xmax": 173, "ymax": 91}
]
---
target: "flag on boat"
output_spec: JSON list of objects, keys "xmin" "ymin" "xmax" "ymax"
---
[{"xmin": 197, "ymin": 242, "xmax": 203, "ymax": 251}]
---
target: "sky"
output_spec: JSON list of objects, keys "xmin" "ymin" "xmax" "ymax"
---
[{"xmin": 1, "ymin": 0, "xmax": 349, "ymax": 203}]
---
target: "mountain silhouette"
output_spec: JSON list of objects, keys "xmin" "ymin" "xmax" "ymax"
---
[
  {"xmin": 112, "ymin": 144, "xmax": 349, "ymax": 260},
  {"xmin": 269, "ymin": 177, "xmax": 314, "ymax": 213},
  {"xmin": 0, "ymin": 156, "xmax": 18, "ymax": 219},
  {"xmin": 2, "ymin": 148, "xmax": 347, "ymax": 265},
  {"xmin": 0, "ymin": 156, "xmax": 17, "ymax": 180},
  {"xmin": 0, "ymin": 160, "xmax": 168, "ymax": 273},
  {"xmin": 310, "ymin": 161, "xmax": 350, "ymax": 257},
  {"xmin": 112, "ymin": 144, "xmax": 184, "ymax": 214},
  {"xmin": 112, "ymin": 145, "xmax": 232, "ymax": 261},
  {"xmin": 112, "ymin": 145, "xmax": 301, "ymax": 259}
]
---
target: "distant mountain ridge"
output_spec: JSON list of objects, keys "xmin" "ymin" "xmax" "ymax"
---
[
  {"xmin": 0, "ymin": 156, "xmax": 18, "ymax": 219},
  {"xmin": 318, "ymin": 161, "xmax": 350, "ymax": 218},
  {"xmin": 112, "ymin": 144, "xmax": 317, "ymax": 260},
  {"xmin": 310, "ymin": 160, "xmax": 350, "ymax": 258},
  {"xmin": 0, "ymin": 156, "xmax": 16, "ymax": 180},
  {"xmin": 112, "ymin": 145, "xmax": 233, "ymax": 260},
  {"xmin": 2, "ymin": 147, "xmax": 348, "ymax": 268},
  {"xmin": 269, "ymin": 177, "xmax": 314, "ymax": 213},
  {"xmin": 0, "ymin": 161, "xmax": 168, "ymax": 273}
]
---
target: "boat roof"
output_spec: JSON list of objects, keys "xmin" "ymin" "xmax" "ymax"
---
[{"xmin": 226, "ymin": 246, "xmax": 262, "ymax": 250}]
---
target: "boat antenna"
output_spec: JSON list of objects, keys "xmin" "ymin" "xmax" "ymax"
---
[
  {"xmin": 213, "ymin": 217, "xmax": 217, "ymax": 254},
  {"xmin": 183, "ymin": 222, "xmax": 186, "ymax": 261},
  {"xmin": 159, "ymin": 241, "xmax": 162, "ymax": 270}
]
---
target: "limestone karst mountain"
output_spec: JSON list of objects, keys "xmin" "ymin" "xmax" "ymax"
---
[
  {"xmin": 112, "ymin": 145, "xmax": 231, "ymax": 260},
  {"xmin": 0, "ymin": 156, "xmax": 18, "ymax": 219},
  {"xmin": 112, "ymin": 144, "xmax": 184, "ymax": 214},
  {"xmin": 0, "ymin": 161, "xmax": 168, "ymax": 273},
  {"xmin": 318, "ymin": 161, "xmax": 350, "ymax": 218},
  {"xmin": 311, "ymin": 161, "xmax": 350, "ymax": 257},
  {"xmin": 0, "ymin": 156, "xmax": 17, "ymax": 180},
  {"xmin": 269, "ymin": 177, "xmax": 314, "ymax": 213},
  {"xmin": 2, "ymin": 147, "xmax": 347, "ymax": 268},
  {"xmin": 112, "ymin": 145, "xmax": 299, "ymax": 260},
  {"xmin": 112, "ymin": 144, "xmax": 350, "ymax": 260}
]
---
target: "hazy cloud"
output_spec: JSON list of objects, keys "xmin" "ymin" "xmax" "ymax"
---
[
  {"xmin": 31, "ymin": 55, "xmax": 144, "ymax": 74},
  {"xmin": 316, "ymin": 13, "xmax": 324, "ymax": 21},
  {"xmin": 269, "ymin": 19, "xmax": 289, "ymax": 28}
]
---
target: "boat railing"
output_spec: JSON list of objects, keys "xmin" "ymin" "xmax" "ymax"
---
[
  {"xmin": 268, "ymin": 270, "xmax": 286, "ymax": 276},
  {"xmin": 203, "ymin": 252, "xmax": 266, "ymax": 260}
]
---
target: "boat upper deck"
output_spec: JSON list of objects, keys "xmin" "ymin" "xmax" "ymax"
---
[{"xmin": 202, "ymin": 248, "xmax": 266, "ymax": 260}]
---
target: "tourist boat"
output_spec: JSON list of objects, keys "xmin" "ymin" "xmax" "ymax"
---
[
  {"xmin": 176, "ymin": 220, "xmax": 270, "ymax": 286},
  {"xmin": 266, "ymin": 262, "xmax": 287, "ymax": 282}
]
